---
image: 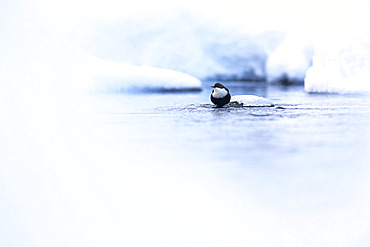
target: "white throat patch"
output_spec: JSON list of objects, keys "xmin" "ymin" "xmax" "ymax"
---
[{"xmin": 212, "ymin": 87, "xmax": 228, "ymax": 98}]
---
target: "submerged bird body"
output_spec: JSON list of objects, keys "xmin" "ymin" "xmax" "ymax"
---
[{"xmin": 210, "ymin": 83, "xmax": 231, "ymax": 107}]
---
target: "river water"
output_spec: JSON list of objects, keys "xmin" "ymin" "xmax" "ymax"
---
[
  {"xmin": 92, "ymin": 81, "xmax": 370, "ymax": 167},
  {"xmin": 81, "ymin": 81, "xmax": 370, "ymax": 246},
  {"xmin": 2, "ymin": 81, "xmax": 370, "ymax": 246}
]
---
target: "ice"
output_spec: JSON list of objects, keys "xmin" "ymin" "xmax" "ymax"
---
[
  {"xmin": 91, "ymin": 59, "xmax": 202, "ymax": 93},
  {"xmin": 0, "ymin": 31, "xmax": 201, "ymax": 94},
  {"xmin": 67, "ymin": 6, "xmax": 320, "ymax": 83},
  {"xmin": 304, "ymin": 2, "xmax": 370, "ymax": 93},
  {"xmin": 231, "ymin": 95, "xmax": 274, "ymax": 107},
  {"xmin": 0, "ymin": 2, "xmax": 202, "ymax": 95},
  {"xmin": 266, "ymin": 34, "xmax": 313, "ymax": 83},
  {"xmin": 73, "ymin": 14, "xmax": 284, "ymax": 81},
  {"xmin": 305, "ymin": 32, "xmax": 370, "ymax": 93},
  {"xmin": 3, "ymin": 0, "xmax": 316, "ymax": 83}
]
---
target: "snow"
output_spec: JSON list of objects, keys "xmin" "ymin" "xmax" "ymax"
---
[
  {"xmin": 2, "ymin": 0, "xmax": 318, "ymax": 84},
  {"xmin": 0, "ymin": 2, "xmax": 203, "ymax": 95},
  {"xmin": 305, "ymin": 32, "xmax": 370, "ymax": 93},
  {"xmin": 92, "ymin": 60, "xmax": 202, "ymax": 93},
  {"xmin": 231, "ymin": 95, "xmax": 274, "ymax": 107},
  {"xmin": 266, "ymin": 34, "xmax": 313, "ymax": 83},
  {"xmin": 0, "ymin": 26, "xmax": 202, "ymax": 94},
  {"xmin": 7, "ymin": 0, "xmax": 370, "ymax": 94},
  {"xmin": 72, "ymin": 13, "xmax": 283, "ymax": 81},
  {"xmin": 303, "ymin": 1, "xmax": 370, "ymax": 93}
]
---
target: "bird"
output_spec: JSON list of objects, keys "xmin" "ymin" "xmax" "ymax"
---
[{"xmin": 210, "ymin": 83, "xmax": 231, "ymax": 107}]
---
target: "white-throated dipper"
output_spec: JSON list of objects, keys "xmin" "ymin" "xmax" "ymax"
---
[{"xmin": 210, "ymin": 83, "xmax": 231, "ymax": 107}]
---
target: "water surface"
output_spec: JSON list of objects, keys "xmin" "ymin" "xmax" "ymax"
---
[
  {"xmin": 3, "ymin": 81, "xmax": 370, "ymax": 247},
  {"xmin": 83, "ymin": 82, "xmax": 370, "ymax": 245}
]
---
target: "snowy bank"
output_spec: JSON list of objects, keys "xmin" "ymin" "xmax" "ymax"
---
[
  {"xmin": 266, "ymin": 34, "xmax": 313, "ymax": 84},
  {"xmin": 305, "ymin": 32, "xmax": 370, "ymax": 93},
  {"xmin": 231, "ymin": 95, "xmax": 274, "ymax": 107},
  {"xmin": 70, "ymin": 11, "xmax": 318, "ymax": 83},
  {"xmin": 0, "ymin": 27, "xmax": 202, "ymax": 94},
  {"xmin": 304, "ymin": 2, "xmax": 370, "ymax": 94},
  {"xmin": 92, "ymin": 61, "xmax": 202, "ymax": 93},
  {"xmin": 19, "ymin": 0, "xmax": 317, "ymax": 83},
  {"xmin": 0, "ymin": 2, "xmax": 203, "ymax": 95},
  {"xmin": 71, "ymin": 11, "xmax": 285, "ymax": 81}
]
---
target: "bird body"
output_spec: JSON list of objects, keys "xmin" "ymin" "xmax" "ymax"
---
[{"xmin": 210, "ymin": 83, "xmax": 231, "ymax": 107}]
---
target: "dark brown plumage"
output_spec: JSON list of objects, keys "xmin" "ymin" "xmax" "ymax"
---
[{"xmin": 210, "ymin": 83, "xmax": 231, "ymax": 107}]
